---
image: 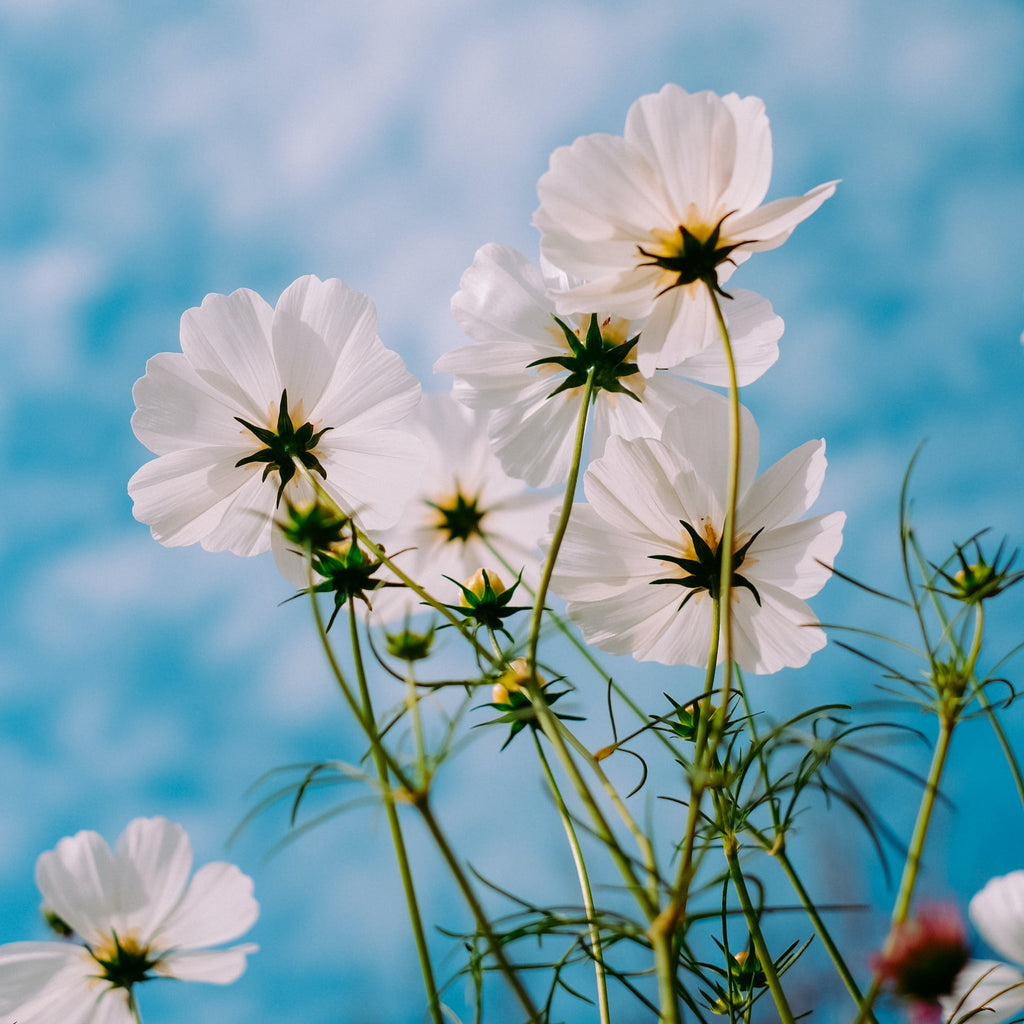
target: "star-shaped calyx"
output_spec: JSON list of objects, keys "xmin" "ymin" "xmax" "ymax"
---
[
  {"xmin": 649, "ymin": 519, "xmax": 764, "ymax": 610},
  {"xmin": 529, "ymin": 312, "xmax": 641, "ymax": 402},
  {"xmin": 428, "ymin": 490, "xmax": 487, "ymax": 543},
  {"xmin": 235, "ymin": 389, "xmax": 333, "ymax": 505},
  {"xmin": 636, "ymin": 212, "xmax": 747, "ymax": 299}
]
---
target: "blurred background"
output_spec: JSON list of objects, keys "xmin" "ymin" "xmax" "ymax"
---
[{"xmin": 1, "ymin": 0, "xmax": 1023, "ymax": 1020}]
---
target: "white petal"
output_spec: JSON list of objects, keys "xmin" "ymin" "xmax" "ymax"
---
[
  {"xmin": 487, "ymin": 379, "xmax": 580, "ymax": 487},
  {"xmin": 625, "ymin": 86, "xmax": 761, "ymax": 220},
  {"xmin": 131, "ymin": 353, "xmax": 254, "ymax": 455},
  {"xmin": 582, "ymin": 435, "xmax": 696, "ymax": 545},
  {"xmin": 272, "ymin": 275, "xmax": 377, "ymax": 416},
  {"xmin": 34, "ymin": 831, "xmax": 124, "ymax": 946},
  {"xmin": 727, "ymin": 180, "xmax": 838, "ymax": 251},
  {"xmin": 155, "ymin": 862, "xmax": 258, "ymax": 951},
  {"xmin": 971, "ymin": 872, "xmax": 1024, "ymax": 965},
  {"xmin": 718, "ymin": 92, "xmax": 774, "ymax": 214},
  {"xmin": 731, "ymin": 584, "xmax": 827, "ymax": 673},
  {"xmin": 155, "ymin": 945, "xmax": 258, "ymax": 985},
  {"xmin": 128, "ymin": 448, "xmax": 276, "ymax": 555},
  {"xmin": 0, "ymin": 942, "xmax": 86, "ymax": 1013},
  {"xmin": 449, "ymin": 243, "xmax": 559, "ymax": 349},
  {"xmin": 114, "ymin": 818, "xmax": 193, "ymax": 942},
  {"xmin": 535, "ymin": 131, "xmax": 670, "ymax": 255},
  {"xmin": 669, "ymin": 290, "xmax": 783, "ymax": 386},
  {"xmin": 942, "ymin": 960, "xmax": 1024, "ymax": 1024},
  {"xmin": 317, "ymin": 428, "xmax": 424, "ymax": 530},
  {"xmin": 739, "ymin": 440, "xmax": 826, "ymax": 531},
  {"xmin": 747, "ymin": 511, "xmax": 846, "ymax": 600},
  {"xmin": 178, "ymin": 288, "xmax": 279, "ymax": 423},
  {"xmin": 660, "ymin": 398, "xmax": 760, "ymax": 509},
  {"xmin": 589, "ymin": 373, "xmax": 713, "ymax": 461}
]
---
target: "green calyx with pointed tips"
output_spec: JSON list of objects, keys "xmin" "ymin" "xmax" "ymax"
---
[
  {"xmin": 428, "ymin": 491, "xmax": 486, "ymax": 543},
  {"xmin": 932, "ymin": 533, "xmax": 1024, "ymax": 605},
  {"xmin": 235, "ymin": 389, "xmax": 333, "ymax": 506},
  {"xmin": 441, "ymin": 569, "xmax": 530, "ymax": 638},
  {"xmin": 528, "ymin": 312, "xmax": 641, "ymax": 402},
  {"xmin": 90, "ymin": 932, "xmax": 158, "ymax": 992},
  {"xmin": 649, "ymin": 519, "xmax": 764, "ymax": 610},
  {"xmin": 636, "ymin": 212, "xmax": 746, "ymax": 299}
]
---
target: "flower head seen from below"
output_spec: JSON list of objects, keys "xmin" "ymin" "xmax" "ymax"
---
[
  {"xmin": 941, "ymin": 871, "xmax": 1024, "ymax": 1024},
  {"xmin": 534, "ymin": 84, "xmax": 836, "ymax": 373},
  {"xmin": 295, "ymin": 392, "xmax": 559, "ymax": 622},
  {"xmin": 550, "ymin": 397, "xmax": 845, "ymax": 673},
  {"xmin": 0, "ymin": 816, "xmax": 258, "ymax": 1024},
  {"xmin": 129, "ymin": 274, "xmax": 423, "ymax": 557},
  {"xmin": 437, "ymin": 242, "xmax": 782, "ymax": 487}
]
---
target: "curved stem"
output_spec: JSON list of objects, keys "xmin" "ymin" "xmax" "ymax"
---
[
  {"xmin": 533, "ymin": 733, "xmax": 611, "ymax": 1024},
  {"xmin": 348, "ymin": 604, "xmax": 444, "ymax": 1024},
  {"xmin": 706, "ymin": 288, "xmax": 742, "ymax": 757}
]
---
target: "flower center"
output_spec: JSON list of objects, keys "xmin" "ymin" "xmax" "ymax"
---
[
  {"xmin": 428, "ymin": 490, "xmax": 486, "ymax": 543},
  {"xmin": 235, "ymin": 388, "xmax": 333, "ymax": 506},
  {"xmin": 636, "ymin": 211, "xmax": 746, "ymax": 299},
  {"xmin": 90, "ymin": 932, "xmax": 158, "ymax": 992},
  {"xmin": 648, "ymin": 518, "xmax": 764, "ymax": 609},
  {"xmin": 529, "ymin": 313, "xmax": 642, "ymax": 403}
]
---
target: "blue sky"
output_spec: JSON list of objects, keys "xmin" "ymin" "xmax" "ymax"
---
[{"xmin": 1, "ymin": 1, "xmax": 1023, "ymax": 1021}]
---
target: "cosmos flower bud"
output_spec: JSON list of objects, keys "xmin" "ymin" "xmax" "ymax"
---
[{"xmin": 461, "ymin": 568, "xmax": 508, "ymax": 605}]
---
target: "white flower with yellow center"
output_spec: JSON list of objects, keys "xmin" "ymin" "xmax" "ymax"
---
[
  {"xmin": 129, "ymin": 274, "xmax": 423, "ymax": 556},
  {"xmin": 550, "ymin": 398, "xmax": 844, "ymax": 673},
  {"xmin": 0, "ymin": 817, "xmax": 258, "ymax": 1024},
  {"xmin": 534, "ymin": 85, "xmax": 836, "ymax": 374},
  {"xmin": 437, "ymin": 243, "xmax": 782, "ymax": 487},
  {"xmin": 354, "ymin": 393, "xmax": 559, "ymax": 621}
]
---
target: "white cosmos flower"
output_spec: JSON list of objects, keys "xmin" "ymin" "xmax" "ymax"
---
[
  {"xmin": 534, "ymin": 84, "xmax": 837, "ymax": 374},
  {"xmin": 0, "ymin": 817, "xmax": 258, "ymax": 1024},
  {"xmin": 365, "ymin": 392, "xmax": 560, "ymax": 620},
  {"xmin": 129, "ymin": 275, "xmax": 423, "ymax": 557},
  {"xmin": 437, "ymin": 242, "xmax": 782, "ymax": 488},
  {"xmin": 550, "ymin": 398, "xmax": 844, "ymax": 673},
  {"xmin": 942, "ymin": 872, "xmax": 1024, "ymax": 1024}
]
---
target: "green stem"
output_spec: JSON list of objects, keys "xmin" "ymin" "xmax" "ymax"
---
[
  {"xmin": 772, "ymin": 843, "xmax": 876, "ymax": 1021},
  {"xmin": 735, "ymin": 672, "xmax": 874, "ymax": 1020},
  {"xmin": 348, "ymin": 604, "xmax": 444, "ymax": 1024},
  {"xmin": 405, "ymin": 663, "xmax": 429, "ymax": 789},
  {"xmin": 891, "ymin": 717, "xmax": 954, "ymax": 926},
  {"xmin": 533, "ymin": 733, "xmax": 611, "ymax": 1024},
  {"xmin": 853, "ymin": 716, "xmax": 956, "ymax": 1024},
  {"xmin": 414, "ymin": 798, "xmax": 543, "ymax": 1021},
  {"xmin": 706, "ymin": 287, "xmax": 742, "ymax": 758},
  {"xmin": 723, "ymin": 838, "xmax": 797, "ymax": 1024},
  {"xmin": 526, "ymin": 369, "xmax": 595, "ymax": 671},
  {"xmin": 304, "ymin": 563, "xmax": 539, "ymax": 1020}
]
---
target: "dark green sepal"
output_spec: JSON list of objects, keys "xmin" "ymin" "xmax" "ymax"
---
[
  {"xmin": 474, "ymin": 687, "xmax": 583, "ymax": 750},
  {"xmin": 427, "ymin": 491, "xmax": 486, "ymax": 543},
  {"xmin": 636, "ymin": 212, "xmax": 748, "ymax": 299},
  {"xmin": 440, "ymin": 569, "xmax": 530, "ymax": 639},
  {"xmin": 930, "ymin": 532, "xmax": 1024, "ymax": 605},
  {"xmin": 88, "ymin": 930, "xmax": 158, "ymax": 992},
  {"xmin": 277, "ymin": 498, "xmax": 350, "ymax": 554},
  {"xmin": 649, "ymin": 520, "xmax": 764, "ymax": 610},
  {"xmin": 527, "ymin": 313, "xmax": 642, "ymax": 403},
  {"xmin": 284, "ymin": 529, "xmax": 393, "ymax": 630},
  {"xmin": 235, "ymin": 388, "xmax": 333, "ymax": 506}
]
